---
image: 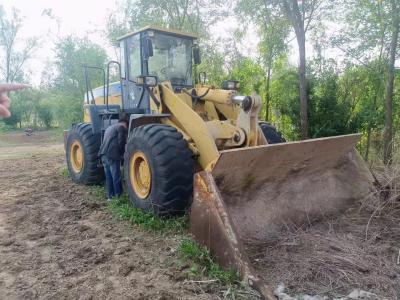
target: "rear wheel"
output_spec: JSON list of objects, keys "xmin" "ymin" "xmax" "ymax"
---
[
  {"xmin": 259, "ymin": 122, "xmax": 286, "ymax": 144},
  {"xmin": 66, "ymin": 123, "xmax": 103, "ymax": 184},
  {"xmin": 124, "ymin": 124, "xmax": 194, "ymax": 216}
]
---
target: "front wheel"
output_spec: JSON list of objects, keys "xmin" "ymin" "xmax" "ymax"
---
[
  {"xmin": 65, "ymin": 123, "xmax": 103, "ymax": 185},
  {"xmin": 259, "ymin": 122, "xmax": 286, "ymax": 144},
  {"xmin": 124, "ymin": 124, "xmax": 194, "ymax": 216}
]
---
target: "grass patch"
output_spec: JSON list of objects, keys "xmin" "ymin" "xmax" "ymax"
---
[
  {"xmin": 90, "ymin": 185, "xmax": 107, "ymax": 199},
  {"xmin": 179, "ymin": 238, "xmax": 239, "ymax": 285},
  {"xmin": 59, "ymin": 166, "xmax": 69, "ymax": 177},
  {"xmin": 89, "ymin": 186, "xmax": 188, "ymax": 233},
  {"xmin": 89, "ymin": 186, "xmax": 240, "ymax": 295}
]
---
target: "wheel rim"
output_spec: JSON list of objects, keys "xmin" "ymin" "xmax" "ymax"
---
[
  {"xmin": 70, "ymin": 140, "xmax": 84, "ymax": 173},
  {"xmin": 130, "ymin": 151, "xmax": 151, "ymax": 199}
]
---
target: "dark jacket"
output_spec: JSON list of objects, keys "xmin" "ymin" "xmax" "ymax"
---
[{"xmin": 98, "ymin": 123, "xmax": 128, "ymax": 161}]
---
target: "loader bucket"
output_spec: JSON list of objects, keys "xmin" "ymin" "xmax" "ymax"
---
[{"xmin": 190, "ymin": 134, "xmax": 375, "ymax": 299}]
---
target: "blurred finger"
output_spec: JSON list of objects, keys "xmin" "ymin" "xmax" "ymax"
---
[
  {"xmin": 0, "ymin": 94, "xmax": 10, "ymax": 108},
  {"xmin": 0, "ymin": 104, "xmax": 11, "ymax": 118},
  {"xmin": 0, "ymin": 83, "xmax": 30, "ymax": 93}
]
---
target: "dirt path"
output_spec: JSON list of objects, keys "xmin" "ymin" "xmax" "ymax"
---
[{"xmin": 0, "ymin": 145, "xmax": 219, "ymax": 299}]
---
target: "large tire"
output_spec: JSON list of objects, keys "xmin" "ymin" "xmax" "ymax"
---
[
  {"xmin": 124, "ymin": 124, "xmax": 194, "ymax": 216},
  {"xmin": 66, "ymin": 123, "xmax": 104, "ymax": 185},
  {"xmin": 259, "ymin": 122, "xmax": 286, "ymax": 144}
]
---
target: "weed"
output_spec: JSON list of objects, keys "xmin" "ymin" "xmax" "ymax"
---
[
  {"xmin": 89, "ymin": 186, "xmax": 188, "ymax": 233},
  {"xmin": 90, "ymin": 185, "xmax": 106, "ymax": 199},
  {"xmin": 109, "ymin": 194, "xmax": 188, "ymax": 233},
  {"xmin": 89, "ymin": 187, "xmax": 239, "ymax": 293},
  {"xmin": 59, "ymin": 166, "xmax": 69, "ymax": 177},
  {"xmin": 179, "ymin": 238, "xmax": 239, "ymax": 285}
]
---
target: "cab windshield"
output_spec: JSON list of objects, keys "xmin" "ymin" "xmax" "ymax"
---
[{"xmin": 148, "ymin": 33, "xmax": 193, "ymax": 86}]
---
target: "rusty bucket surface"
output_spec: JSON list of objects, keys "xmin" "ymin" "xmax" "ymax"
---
[{"xmin": 190, "ymin": 134, "xmax": 375, "ymax": 299}]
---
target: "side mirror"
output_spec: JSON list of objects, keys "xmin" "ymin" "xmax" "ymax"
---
[
  {"xmin": 144, "ymin": 38, "xmax": 153, "ymax": 58},
  {"xmin": 193, "ymin": 46, "xmax": 201, "ymax": 65}
]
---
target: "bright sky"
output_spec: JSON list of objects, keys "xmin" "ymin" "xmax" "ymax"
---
[{"xmin": 2, "ymin": 0, "xmax": 118, "ymax": 85}]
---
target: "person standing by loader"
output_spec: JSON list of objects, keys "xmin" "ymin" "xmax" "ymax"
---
[{"xmin": 98, "ymin": 113, "xmax": 129, "ymax": 201}]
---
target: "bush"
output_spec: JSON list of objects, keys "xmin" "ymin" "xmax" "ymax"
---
[
  {"xmin": 37, "ymin": 103, "xmax": 53, "ymax": 128},
  {"xmin": 0, "ymin": 121, "xmax": 13, "ymax": 132}
]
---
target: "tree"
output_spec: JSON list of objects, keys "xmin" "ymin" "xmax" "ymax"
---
[
  {"xmin": 278, "ymin": 0, "xmax": 328, "ymax": 139},
  {"xmin": 37, "ymin": 100, "xmax": 53, "ymax": 128},
  {"xmin": 259, "ymin": 20, "xmax": 289, "ymax": 121},
  {"xmin": 383, "ymin": 0, "xmax": 400, "ymax": 165},
  {"xmin": 235, "ymin": 0, "xmax": 289, "ymax": 121},
  {"xmin": 43, "ymin": 36, "xmax": 108, "ymax": 127},
  {"xmin": 336, "ymin": 0, "xmax": 400, "ymax": 163},
  {"xmin": 0, "ymin": 5, "xmax": 38, "ymax": 82},
  {"xmin": 107, "ymin": 0, "xmax": 226, "ymax": 44},
  {"xmin": 52, "ymin": 36, "xmax": 108, "ymax": 97}
]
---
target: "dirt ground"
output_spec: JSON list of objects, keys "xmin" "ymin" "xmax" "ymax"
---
[
  {"xmin": 248, "ymin": 171, "xmax": 400, "ymax": 299},
  {"xmin": 1, "ymin": 131, "xmax": 399, "ymax": 300},
  {"xmin": 0, "ymin": 132, "xmax": 224, "ymax": 300}
]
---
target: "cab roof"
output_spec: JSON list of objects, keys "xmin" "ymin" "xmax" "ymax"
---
[{"xmin": 117, "ymin": 25, "xmax": 198, "ymax": 41}]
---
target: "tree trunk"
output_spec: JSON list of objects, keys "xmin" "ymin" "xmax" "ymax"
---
[
  {"xmin": 298, "ymin": 29, "xmax": 309, "ymax": 139},
  {"xmin": 281, "ymin": 0, "xmax": 309, "ymax": 139},
  {"xmin": 365, "ymin": 127, "xmax": 371, "ymax": 160},
  {"xmin": 265, "ymin": 66, "xmax": 271, "ymax": 121},
  {"xmin": 383, "ymin": 1, "xmax": 399, "ymax": 165}
]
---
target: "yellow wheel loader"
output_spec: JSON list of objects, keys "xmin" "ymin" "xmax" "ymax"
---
[{"xmin": 64, "ymin": 26, "xmax": 374, "ymax": 299}]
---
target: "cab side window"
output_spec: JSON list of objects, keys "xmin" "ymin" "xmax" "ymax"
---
[
  {"xmin": 128, "ymin": 35, "xmax": 141, "ymax": 81},
  {"xmin": 120, "ymin": 41, "xmax": 126, "ymax": 79}
]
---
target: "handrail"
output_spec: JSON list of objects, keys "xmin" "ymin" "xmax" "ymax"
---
[
  {"xmin": 106, "ymin": 61, "xmax": 123, "ymax": 111},
  {"xmin": 82, "ymin": 65, "xmax": 106, "ymax": 106}
]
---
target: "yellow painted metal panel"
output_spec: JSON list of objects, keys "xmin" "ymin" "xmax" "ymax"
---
[{"xmin": 160, "ymin": 83, "xmax": 219, "ymax": 170}]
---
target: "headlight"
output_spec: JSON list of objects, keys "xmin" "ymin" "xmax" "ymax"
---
[
  {"xmin": 136, "ymin": 75, "xmax": 158, "ymax": 87},
  {"xmin": 231, "ymin": 95, "xmax": 252, "ymax": 111},
  {"xmin": 222, "ymin": 80, "xmax": 240, "ymax": 90}
]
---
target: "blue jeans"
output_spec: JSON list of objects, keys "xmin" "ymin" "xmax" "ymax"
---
[{"xmin": 101, "ymin": 156, "xmax": 122, "ymax": 199}]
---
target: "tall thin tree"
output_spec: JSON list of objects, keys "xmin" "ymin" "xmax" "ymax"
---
[
  {"xmin": 277, "ymin": 0, "xmax": 324, "ymax": 139},
  {"xmin": 0, "ymin": 6, "xmax": 37, "ymax": 83},
  {"xmin": 383, "ymin": 0, "xmax": 400, "ymax": 165}
]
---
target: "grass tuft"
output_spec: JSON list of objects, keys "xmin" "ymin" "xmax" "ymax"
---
[
  {"xmin": 59, "ymin": 166, "xmax": 69, "ymax": 178},
  {"xmin": 89, "ymin": 186, "xmax": 239, "ymax": 293},
  {"xmin": 89, "ymin": 186, "xmax": 188, "ymax": 233},
  {"xmin": 179, "ymin": 238, "xmax": 239, "ymax": 285}
]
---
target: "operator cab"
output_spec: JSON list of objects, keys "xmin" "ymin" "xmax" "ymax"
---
[{"xmin": 118, "ymin": 26, "xmax": 200, "ymax": 113}]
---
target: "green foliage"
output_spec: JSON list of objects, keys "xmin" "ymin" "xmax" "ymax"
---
[
  {"xmin": 52, "ymin": 36, "xmax": 108, "ymax": 97},
  {"xmin": 179, "ymin": 238, "xmax": 239, "ymax": 285},
  {"xmin": 5, "ymin": 88, "xmax": 42, "ymax": 128},
  {"xmin": 229, "ymin": 58, "xmax": 265, "ymax": 95},
  {"xmin": 196, "ymin": 42, "xmax": 227, "ymax": 86},
  {"xmin": 3, "ymin": 102, "xmax": 22, "ymax": 128},
  {"xmin": 0, "ymin": 121, "xmax": 12, "ymax": 132},
  {"xmin": 107, "ymin": 0, "xmax": 226, "ymax": 43},
  {"xmin": 37, "ymin": 101, "xmax": 53, "ymax": 128},
  {"xmin": 59, "ymin": 166, "xmax": 68, "ymax": 178},
  {"xmin": 89, "ymin": 186, "xmax": 188, "ymax": 233},
  {"xmin": 29, "ymin": 36, "xmax": 109, "ymax": 129}
]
